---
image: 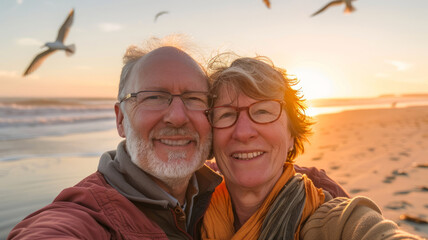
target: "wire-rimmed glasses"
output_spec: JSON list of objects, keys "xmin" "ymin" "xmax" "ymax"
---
[{"xmin": 119, "ymin": 90, "xmax": 209, "ymax": 111}]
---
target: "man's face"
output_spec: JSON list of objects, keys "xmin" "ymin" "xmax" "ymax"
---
[{"xmin": 116, "ymin": 47, "xmax": 212, "ymax": 184}]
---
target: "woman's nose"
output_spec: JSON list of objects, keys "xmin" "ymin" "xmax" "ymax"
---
[{"xmin": 231, "ymin": 111, "xmax": 257, "ymax": 142}]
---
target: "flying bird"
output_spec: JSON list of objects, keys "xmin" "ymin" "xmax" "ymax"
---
[
  {"xmin": 263, "ymin": 0, "xmax": 271, "ymax": 8},
  {"xmin": 154, "ymin": 11, "xmax": 169, "ymax": 22},
  {"xmin": 311, "ymin": 0, "xmax": 356, "ymax": 17},
  {"xmin": 23, "ymin": 9, "xmax": 76, "ymax": 76}
]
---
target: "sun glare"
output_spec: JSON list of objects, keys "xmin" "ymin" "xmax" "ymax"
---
[{"xmin": 290, "ymin": 68, "xmax": 333, "ymax": 100}]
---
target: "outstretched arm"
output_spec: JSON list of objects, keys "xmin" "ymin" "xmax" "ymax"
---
[
  {"xmin": 301, "ymin": 197, "xmax": 424, "ymax": 240},
  {"xmin": 294, "ymin": 165, "xmax": 349, "ymax": 198}
]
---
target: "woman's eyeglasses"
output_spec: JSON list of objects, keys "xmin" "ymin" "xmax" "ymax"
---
[{"xmin": 205, "ymin": 100, "xmax": 283, "ymax": 129}]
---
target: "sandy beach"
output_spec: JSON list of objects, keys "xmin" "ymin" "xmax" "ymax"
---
[
  {"xmin": 298, "ymin": 106, "xmax": 428, "ymax": 237},
  {"xmin": 1, "ymin": 106, "xmax": 427, "ymax": 238}
]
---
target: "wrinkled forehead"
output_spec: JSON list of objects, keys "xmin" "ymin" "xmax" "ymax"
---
[{"xmin": 128, "ymin": 47, "xmax": 208, "ymax": 91}]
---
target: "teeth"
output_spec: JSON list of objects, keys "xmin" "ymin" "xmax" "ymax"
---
[
  {"xmin": 232, "ymin": 151, "xmax": 263, "ymax": 160},
  {"xmin": 160, "ymin": 139, "xmax": 190, "ymax": 146}
]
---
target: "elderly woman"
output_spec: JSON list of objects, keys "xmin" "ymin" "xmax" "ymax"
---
[{"xmin": 201, "ymin": 55, "xmax": 422, "ymax": 240}]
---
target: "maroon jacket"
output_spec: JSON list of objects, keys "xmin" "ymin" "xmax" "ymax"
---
[{"xmin": 8, "ymin": 172, "xmax": 172, "ymax": 239}]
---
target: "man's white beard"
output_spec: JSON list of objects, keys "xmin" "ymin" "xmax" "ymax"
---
[{"xmin": 123, "ymin": 114, "xmax": 211, "ymax": 184}]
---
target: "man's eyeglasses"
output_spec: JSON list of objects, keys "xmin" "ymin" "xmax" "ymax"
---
[
  {"xmin": 205, "ymin": 99, "xmax": 283, "ymax": 129},
  {"xmin": 119, "ymin": 91, "xmax": 209, "ymax": 111}
]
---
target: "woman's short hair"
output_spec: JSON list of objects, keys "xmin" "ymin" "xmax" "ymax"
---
[{"xmin": 208, "ymin": 53, "xmax": 313, "ymax": 162}]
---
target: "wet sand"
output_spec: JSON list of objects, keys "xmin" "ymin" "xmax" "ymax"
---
[{"xmin": 0, "ymin": 129, "xmax": 121, "ymax": 239}]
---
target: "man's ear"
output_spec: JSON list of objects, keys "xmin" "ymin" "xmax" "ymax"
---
[{"xmin": 115, "ymin": 103, "xmax": 126, "ymax": 138}]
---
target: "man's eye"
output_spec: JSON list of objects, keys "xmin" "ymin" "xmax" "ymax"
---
[
  {"xmin": 188, "ymin": 97, "xmax": 205, "ymax": 102},
  {"xmin": 138, "ymin": 94, "xmax": 169, "ymax": 105},
  {"xmin": 184, "ymin": 94, "xmax": 207, "ymax": 103},
  {"xmin": 144, "ymin": 95, "xmax": 167, "ymax": 100}
]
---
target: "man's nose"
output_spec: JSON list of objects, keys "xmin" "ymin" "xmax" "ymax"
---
[
  {"xmin": 231, "ymin": 111, "xmax": 257, "ymax": 142},
  {"xmin": 163, "ymin": 96, "xmax": 190, "ymax": 127}
]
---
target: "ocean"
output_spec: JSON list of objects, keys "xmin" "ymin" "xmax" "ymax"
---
[{"xmin": 0, "ymin": 98, "xmax": 117, "ymax": 142}]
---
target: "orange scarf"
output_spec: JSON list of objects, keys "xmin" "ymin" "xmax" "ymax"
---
[{"xmin": 201, "ymin": 163, "xmax": 325, "ymax": 240}]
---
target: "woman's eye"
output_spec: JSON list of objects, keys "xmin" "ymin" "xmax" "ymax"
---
[
  {"xmin": 214, "ymin": 109, "xmax": 236, "ymax": 121},
  {"xmin": 219, "ymin": 112, "xmax": 235, "ymax": 119},
  {"xmin": 254, "ymin": 109, "xmax": 272, "ymax": 115}
]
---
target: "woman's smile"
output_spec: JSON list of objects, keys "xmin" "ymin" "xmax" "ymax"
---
[{"xmin": 231, "ymin": 151, "xmax": 265, "ymax": 160}]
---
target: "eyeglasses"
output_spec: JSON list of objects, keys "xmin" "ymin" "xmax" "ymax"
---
[
  {"xmin": 119, "ymin": 90, "xmax": 209, "ymax": 111},
  {"xmin": 205, "ymin": 99, "xmax": 283, "ymax": 129}
]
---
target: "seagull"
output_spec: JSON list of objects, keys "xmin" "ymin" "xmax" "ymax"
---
[
  {"xmin": 311, "ymin": 0, "xmax": 356, "ymax": 17},
  {"xmin": 23, "ymin": 9, "xmax": 75, "ymax": 76},
  {"xmin": 154, "ymin": 11, "xmax": 169, "ymax": 22}
]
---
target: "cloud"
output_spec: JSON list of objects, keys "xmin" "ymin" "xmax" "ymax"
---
[
  {"xmin": 385, "ymin": 60, "xmax": 412, "ymax": 71},
  {"xmin": 16, "ymin": 38, "xmax": 43, "ymax": 46},
  {"xmin": 98, "ymin": 23, "xmax": 123, "ymax": 32}
]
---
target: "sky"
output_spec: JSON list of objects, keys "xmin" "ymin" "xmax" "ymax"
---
[{"xmin": 0, "ymin": 0, "xmax": 427, "ymax": 100}]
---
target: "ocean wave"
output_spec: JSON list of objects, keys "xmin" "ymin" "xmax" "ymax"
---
[
  {"xmin": 0, "ymin": 152, "xmax": 103, "ymax": 162},
  {"xmin": 0, "ymin": 98, "xmax": 117, "ymax": 141},
  {"xmin": 0, "ymin": 98, "xmax": 116, "ymax": 128},
  {"xmin": 0, "ymin": 114, "xmax": 115, "ymax": 127},
  {"xmin": 0, "ymin": 103, "xmax": 112, "ymax": 114}
]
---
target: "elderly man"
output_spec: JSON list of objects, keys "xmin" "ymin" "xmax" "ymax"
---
[{"xmin": 8, "ymin": 38, "xmax": 348, "ymax": 240}]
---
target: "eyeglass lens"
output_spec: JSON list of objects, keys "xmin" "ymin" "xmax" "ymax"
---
[
  {"xmin": 135, "ymin": 91, "xmax": 208, "ymax": 110},
  {"xmin": 209, "ymin": 100, "xmax": 281, "ymax": 128}
]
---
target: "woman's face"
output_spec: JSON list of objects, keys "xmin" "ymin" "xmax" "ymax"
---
[{"xmin": 212, "ymin": 85, "xmax": 294, "ymax": 190}]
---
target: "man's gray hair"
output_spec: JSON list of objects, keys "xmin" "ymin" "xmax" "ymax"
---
[{"xmin": 117, "ymin": 34, "xmax": 205, "ymax": 101}]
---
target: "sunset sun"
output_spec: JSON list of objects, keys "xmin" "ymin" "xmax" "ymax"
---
[{"xmin": 290, "ymin": 68, "xmax": 334, "ymax": 100}]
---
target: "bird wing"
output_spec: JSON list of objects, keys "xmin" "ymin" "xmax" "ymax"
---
[
  {"xmin": 311, "ymin": 0, "xmax": 343, "ymax": 17},
  {"xmin": 56, "ymin": 9, "xmax": 74, "ymax": 43},
  {"xmin": 154, "ymin": 11, "xmax": 169, "ymax": 22},
  {"xmin": 23, "ymin": 49, "xmax": 57, "ymax": 76},
  {"xmin": 263, "ymin": 0, "xmax": 271, "ymax": 8}
]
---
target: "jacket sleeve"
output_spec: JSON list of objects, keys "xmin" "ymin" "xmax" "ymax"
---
[
  {"xmin": 294, "ymin": 165, "xmax": 350, "ymax": 198},
  {"xmin": 300, "ymin": 197, "xmax": 424, "ymax": 240},
  {"xmin": 7, "ymin": 195, "xmax": 111, "ymax": 240}
]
